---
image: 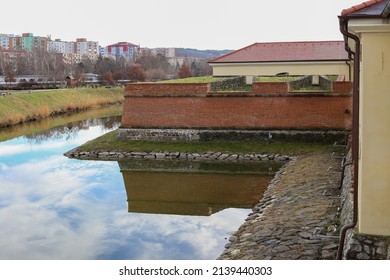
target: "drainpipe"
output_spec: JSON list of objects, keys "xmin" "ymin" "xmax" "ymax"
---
[
  {"xmin": 345, "ymin": 61, "xmax": 352, "ymax": 81},
  {"xmin": 337, "ymin": 18, "xmax": 361, "ymax": 260},
  {"xmin": 342, "ymin": 35, "xmax": 354, "ymax": 81}
]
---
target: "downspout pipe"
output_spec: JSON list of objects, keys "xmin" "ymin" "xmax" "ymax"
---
[{"xmin": 337, "ymin": 17, "xmax": 361, "ymax": 260}]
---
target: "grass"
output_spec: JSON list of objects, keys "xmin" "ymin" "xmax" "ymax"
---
[
  {"xmin": 77, "ymin": 130, "xmax": 332, "ymax": 156},
  {"xmin": 256, "ymin": 76, "xmax": 303, "ymax": 82},
  {"xmin": 0, "ymin": 87, "xmax": 124, "ymax": 127}
]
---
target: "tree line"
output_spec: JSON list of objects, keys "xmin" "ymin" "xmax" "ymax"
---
[{"xmin": 0, "ymin": 48, "xmax": 212, "ymax": 84}]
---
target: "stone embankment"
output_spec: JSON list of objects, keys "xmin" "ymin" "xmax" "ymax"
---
[
  {"xmin": 219, "ymin": 151, "xmax": 342, "ymax": 260},
  {"xmin": 64, "ymin": 149, "xmax": 291, "ymax": 162}
]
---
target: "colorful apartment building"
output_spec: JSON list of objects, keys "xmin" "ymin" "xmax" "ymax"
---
[{"xmin": 106, "ymin": 42, "xmax": 139, "ymax": 60}]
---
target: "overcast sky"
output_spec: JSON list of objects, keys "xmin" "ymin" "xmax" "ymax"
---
[{"xmin": 3, "ymin": 0, "xmax": 360, "ymax": 50}]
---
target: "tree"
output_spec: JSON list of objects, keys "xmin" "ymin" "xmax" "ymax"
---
[
  {"xmin": 128, "ymin": 64, "xmax": 146, "ymax": 82},
  {"xmin": 146, "ymin": 69, "xmax": 167, "ymax": 81},
  {"xmin": 103, "ymin": 72, "xmax": 114, "ymax": 85},
  {"xmin": 178, "ymin": 62, "xmax": 192, "ymax": 78},
  {"xmin": 112, "ymin": 71, "xmax": 124, "ymax": 82},
  {"xmin": 5, "ymin": 69, "xmax": 16, "ymax": 83},
  {"xmin": 135, "ymin": 53, "xmax": 173, "ymax": 73},
  {"xmin": 95, "ymin": 56, "xmax": 117, "ymax": 82},
  {"xmin": 190, "ymin": 59, "xmax": 212, "ymax": 77}
]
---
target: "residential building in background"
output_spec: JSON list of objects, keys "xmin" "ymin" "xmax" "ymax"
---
[
  {"xmin": 0, "ymin": 34, "xmax": 13, "ymax": 49},
  {"xmin": 9, "ymin": 35, "xmax": 21, "ymax": 50},
  {"xmin": 48, "ymin": 39, "xmax": 73, "ymax": 54},
  {"xmin": 107, "ymin": 42, "xmax": 140, "ymax": 61},
  {"xmin": 18, "ymin": 33, "xmax": 49, "ymax": 52},
  {"xmin": 75, "ymin": 38, "xmax": 99, "ymax": 55},
  {"xmin": 151, "ymin": 47, "xmax": 175, "ymax": 58}
]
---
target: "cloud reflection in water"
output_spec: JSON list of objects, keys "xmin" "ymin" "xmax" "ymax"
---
[{"xmin": 0, "ymin": 121, "xmax": 251, "ymax": 260}]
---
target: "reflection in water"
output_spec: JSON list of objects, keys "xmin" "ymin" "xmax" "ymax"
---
[
  {"xmin": 119, "ymin": 160, "xmax": 278, "ymax": 216},
  {"xmin": 0, "ymin": 105, "xmax": 123, "ymax": 143},
  {"xmin": 0, "ymin": 112, "xmax": 281, "ymax": 260},
  {"xmin": 25, "ymin": 116, "xmax": 121, "ymax": 144}
]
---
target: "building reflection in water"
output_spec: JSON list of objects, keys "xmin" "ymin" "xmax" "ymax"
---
[{"xmin": 118, "ymin": 160, "xmax": 282, "ymax": 216}]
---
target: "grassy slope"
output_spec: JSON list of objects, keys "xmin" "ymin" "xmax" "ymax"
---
[
  {"xmin": 0, "ymin": 87, "xmax": 124, "ymax": 127},
  {"xmin": 77, "ymin": 130, "xmax": 331, "ymax": 156}
]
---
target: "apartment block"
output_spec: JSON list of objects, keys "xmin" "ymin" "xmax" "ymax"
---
[
  {"xmin": 107, "ymin": 42, "xmax": 139, "ymax": 60},
  {"xmin": 48, "ymin": 39, "xmax": 66, "ymax": 53},
  {"xmin": 151, "ymin": 47, "xmax": 175, "ymax": 58},
  {"xmin": 0, "ymin": 34, "xmax": 13, "ymax": 49},
  {"xmin": 19, "ymin": 33, "xmax": 48, "ymax": 51},
  {"xmin": 75, "ymin": 38, "xmax": 99, "ymax": 55}
]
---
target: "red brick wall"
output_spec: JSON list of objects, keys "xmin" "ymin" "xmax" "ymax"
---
[
  {"xmin": 332, "ymin": 81, "xmax": 353, "ymax": 94},
  {"xmin": 125, "ymin": 83, "xmax": 209, "ymax": 96},
  {"xmin": 121, "ymin": 95, "xmax": 352, "ymax": 130},
  {"xmin": 251, "ymin": 81, "xmax": 353, "ymax": 94},
  {"xmin": 252, "ymin": 82, "xmax": 289, "ymax": 94}
]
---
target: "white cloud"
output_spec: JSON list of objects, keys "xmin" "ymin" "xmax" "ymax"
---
[{"xmin": 0, "ymin": 140, "xmax": 250, "ymax": 260}]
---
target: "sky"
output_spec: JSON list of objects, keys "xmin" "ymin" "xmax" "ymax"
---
[{"xmin": 2, "ymin": 0, "xmax": 361, "ymax": 50}]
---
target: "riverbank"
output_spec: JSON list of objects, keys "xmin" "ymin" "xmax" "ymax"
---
[
  {"xmin": 64, "ymin": 129, "xmax": 332, "ymax": 158},
  {"xmin": 0, "ymin": 87, "xmax": 124, "ymax": 128}
]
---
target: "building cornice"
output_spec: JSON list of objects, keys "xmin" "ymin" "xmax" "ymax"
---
[
  {"xmin": 348, "ymin": 18, "xmax": 390, "ymax": 33},
  {"xmin": 209, "ymin": 60, "xmax": 350, "ymax": 67}
]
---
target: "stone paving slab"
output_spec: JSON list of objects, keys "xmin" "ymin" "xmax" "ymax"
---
[{"xmin": 219, "ymin": 152, "xmax": 342, "ymax": 260}]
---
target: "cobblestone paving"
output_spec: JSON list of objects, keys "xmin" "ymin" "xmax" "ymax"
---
[{"xmin": 219, "ymin": 151, "xmax": 342, "ymax": 260}]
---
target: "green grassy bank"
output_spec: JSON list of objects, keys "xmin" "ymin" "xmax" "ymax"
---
[
  {"xmin": 0, "ymin": 87, "xmax": 124, "ymax": 128},
  {"xmin": 77, "ymin": 130, "xmax": 332, "ymax": 156}
]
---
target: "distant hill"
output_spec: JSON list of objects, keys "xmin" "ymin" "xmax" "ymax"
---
[{"xmin": 175, "ymin": 48, "xmax": 233, "ymax": 60}]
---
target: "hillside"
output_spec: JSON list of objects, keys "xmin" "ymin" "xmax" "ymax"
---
[{"xmin": 174, "ymin": 48, "xmax": 233, "ymax": 60}]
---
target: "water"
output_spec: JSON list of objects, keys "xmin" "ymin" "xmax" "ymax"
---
[{"xmin": 0, "ymin": 109, "xmax": 278, "ymax": 260}]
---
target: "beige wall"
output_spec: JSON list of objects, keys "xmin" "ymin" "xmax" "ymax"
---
[
  {"xmin": 210, "ymin": 62, "xmax": 351, "ymax": 80},
  {"xmin": 358, "ymin": 31, "xmax": 390, "ymax": 235}
]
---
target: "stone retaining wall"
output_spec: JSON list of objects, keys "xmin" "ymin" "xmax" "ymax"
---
[
  {"xmin": 117, "ymin": 128, "xmax": 350, "ymax": 143},
  {"xmin": 65, "ymin": 149, "xmax": 291, "ymax": 162},
  {"xmin": 210, "ymin": 76, "xmax": 246, "ymax": 92},
  {"xmin": 340, "ymin": 150, "xmax": 390, "ymax": 259}
]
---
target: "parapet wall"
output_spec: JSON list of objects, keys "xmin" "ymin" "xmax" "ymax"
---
[
  {"xmin": 124, "ymin": 83, "xmax": 209, "ymax": 95},
  {"xmin": 121, "ymin": 81, "xmax": 352, "ymax": 133}
]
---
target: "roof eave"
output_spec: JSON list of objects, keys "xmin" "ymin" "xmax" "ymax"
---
[
  {"xmin": 209, "ymin": 59, "xmax": 350, "ymax": 64},
  {"xmin": 339, "ymin": 13, "xmax": 389, "ymax": 19},
  {"xmin": 382, "ymin": 0, "xmax": 390, "ymax": 16}
]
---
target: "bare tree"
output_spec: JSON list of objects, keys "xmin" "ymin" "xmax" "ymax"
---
[
  {"xmin": 128, "ymin": 64, "xmax": 146, "ymax": 82},
  {"xmin": 103, "ymin": 72, "xmax": 114, "ymax": 85},
  {"xmin": 178, "ymin": 62, "xmax": 192, "ymax": 78},
  {"xmin": 191, "ymin": 59, "xmax": 212, "ymax": 77},
  {"xmin": 145, "ymin": 69, "xmax": 167, "ymax": 81}
]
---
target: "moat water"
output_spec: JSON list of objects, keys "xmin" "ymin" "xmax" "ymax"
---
[{"xmin": 0, "ymin": 107, "xmax": 278, "ymax": 260}]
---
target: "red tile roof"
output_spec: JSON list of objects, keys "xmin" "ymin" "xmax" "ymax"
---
[
  {"xmin": 341, "ymin": 0, "xmax": 384, "ymax": 16},
  {"xmin": 209, "ymin": 41, "xmax": 349, "ymax": 63}
]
